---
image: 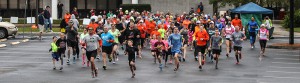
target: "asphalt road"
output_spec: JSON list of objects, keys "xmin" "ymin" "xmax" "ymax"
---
[{"xmin": 0, "ymin": 36, "xmax": 299, "ymax": 83}]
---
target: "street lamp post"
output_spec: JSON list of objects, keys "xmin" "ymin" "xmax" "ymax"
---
[{"xmin": 290, "ymin": 0, "xmax": 294, "ymax": 44}]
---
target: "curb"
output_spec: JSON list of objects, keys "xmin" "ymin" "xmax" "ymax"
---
[{"xmin": 0, "ymin": 44, "xmax": 6, "ymax": 48}]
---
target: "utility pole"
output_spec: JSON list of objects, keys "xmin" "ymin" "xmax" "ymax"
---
[{"xmin": 289, "ymin": 0, "xmax": 294, "ymax": 44}]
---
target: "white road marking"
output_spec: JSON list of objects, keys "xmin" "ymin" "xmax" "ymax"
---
[
  {"xmin": 0, "ymin": 52, "xmax": 50, "ymax": 55},
  {"xmin": 271, "ymin": 62, "xmax": 300, "ymax": 65},
  {"xmin": 274, "ymin": 58, "xmax": 300, "ymax": 61},
  {"xmin": 0, "ymin": 44, "xmax": 6, "ymax": 48},
  {"xmin": 268, "ymin": 66, "xmax": 300, "ymax": 69},
  {"xmin": 263, "ymin": 76, "xmax": 300, "ymax": 79},
  {"xmin": 266, "ymin": 71, "xmax": 300, "ymax": 74}
]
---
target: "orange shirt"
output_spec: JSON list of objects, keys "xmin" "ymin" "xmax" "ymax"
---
[
  {"xmin": 231, "ymin": 19, "xmax": 243, "ymax": 29},
  {"xmin": 151, "ymin": 31, "xmax": 161, "ymax": 38},
  {"xmin": 64, "ymin": 14, "xmax": 71, "ymax": 23},
  {"xmin": 137, "ymin": 24, "xmax": 147, "ymax": 38},
  {"xmin": 195, "ymin": 29, "xmax": 209, "ymax": 46},
  {"xmin": 147, "ymin": 21, "xmax": 156, "ymax": 34},
  {"xmin": 182, "ymin": 20, "xmax": 191, "ymax": 28}
]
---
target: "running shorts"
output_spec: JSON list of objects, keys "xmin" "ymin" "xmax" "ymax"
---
[
  {"xmin": 86, "ymin": 50, "xmax": 97, "ymax": 61},
  {"xmin": 233, "ymin": 46, "xmax": 242, "ymax": 51},
  {"xmin": 102, "ymin": 45, "xmax": 113, "ymax": 54}
]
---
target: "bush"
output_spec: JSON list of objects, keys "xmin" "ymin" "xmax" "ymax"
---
[
  {"xmin": 120, "ymin": 4, "xmax": 151, "ymax": 12},
  {"xmin": 282, "ymin": 9, "xmax": 300, "ymax": 28}
]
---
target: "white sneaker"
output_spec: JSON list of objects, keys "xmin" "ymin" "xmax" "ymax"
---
[
  {"xmin": 50, "ymin": 30, "xmax": 53, "ymax": 32},
  {"xmin": 112, "ymin": 62, "xmax": 116, "ymax": 64}
]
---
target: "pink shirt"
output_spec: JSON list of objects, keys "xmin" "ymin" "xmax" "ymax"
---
[
  {"xmin": 150, "ymin": 39, "xmax": 158, "ymax": 50},
  {"xmin": 259, "ymin": 28, "xmax": 269, "ymax": 40},
  {"xmin": 224, "ymin": 26, "xmax": 235, "ymax": 38},
  {"xmin": 162, "ymin": 40, "xmax": 169, "ymax": 50}
]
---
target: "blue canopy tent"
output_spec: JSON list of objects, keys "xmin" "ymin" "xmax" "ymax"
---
[{"xmin": 231, "ymin": 2, "xmax": 273, "ymax": 39}]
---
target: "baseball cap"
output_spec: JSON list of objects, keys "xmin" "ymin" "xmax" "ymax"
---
[
  {"xmin": 88, "ymin": 27, "xmax": 93, "ymax": 30},
  {"xmin": 196, "ymin": 20, "xmax": 201, "ymax": 24},
  {"xmin": 261, "ymin": 24, "xmax": 266, "ymax": 27}
]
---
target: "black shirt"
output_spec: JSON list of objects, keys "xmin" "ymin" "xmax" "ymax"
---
[
  {"xmin": 56, "ymin": 37, "xmax": 67, "ymax": 49},
  {"xmin": 124, "ymin": 28, "xmax": 140, "ymax": 44},
  {"xmin": 126, "ymin": 46, "xmax": 138, "ymax": 61},
  {"xmin": 43, "ymin": 10, "xmax": 51, "ymax": 19},
  {"xmin": 188, "ymin": 23, "xmax": 196, "ymax": 32}
]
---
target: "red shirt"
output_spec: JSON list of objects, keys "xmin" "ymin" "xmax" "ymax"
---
[
  {"xmin": 151, "ymin": 31, "xmax": 161, "ymax": 38},
  {"xmin": 195, "ymin": 29, "xmax": 209, "ymax": 46}
]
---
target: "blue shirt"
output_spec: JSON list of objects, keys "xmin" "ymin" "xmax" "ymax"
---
[
  {"xmin": 168, "ymin": 33, "xmax": 182, "ymax": 52},
  {"xmin": 248, "ymin": 21, "xmax": 259, "ymax": 32},
  {"xmin": 100, "ymin": 32, "xmax": 114, "ymax": 46},
  {"xmin": 216, "ymin": 22, "xmax": 223, "ymax": 32}
]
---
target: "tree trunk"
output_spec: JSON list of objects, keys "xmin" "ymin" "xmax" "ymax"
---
[{"xmin": 213, "ymin": 2, "xmax": 218, "ymax": 15}]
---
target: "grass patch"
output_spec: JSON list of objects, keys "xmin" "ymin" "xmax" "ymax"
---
[
  {"xmin": 286, "ymin": 27, "xmax": 300, "ymax": 33},
  {"xmin": 18, "ymin": 27, "xmax": 83, "ymax": 32}
]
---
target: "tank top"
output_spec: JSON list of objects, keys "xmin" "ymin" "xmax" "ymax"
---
[
  {"xmin": 259, "ymin": 28, "xmax": 268, "ymax": 40},
  {"xmin": 225, "ymin": 26, "xmax": 234, "ymax": 38}
]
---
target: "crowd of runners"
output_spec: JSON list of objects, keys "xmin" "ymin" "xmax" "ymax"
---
[{"xmin": 48, "ymin": 8, "xmax": 272, "ymax": 78}]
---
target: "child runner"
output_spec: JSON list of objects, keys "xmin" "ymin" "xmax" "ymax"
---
[
  {"xmin": 50, "ymin": 36, "xmax": 60, "ymax": 70},
  {"xmin": 150, "ymin": 35, "xmax": 158, "ymax": 63},
  {"xmin": 209, "ymin": 29, "xmax": 223, "ymax": 69},
  {"xmin": 125, "ymin": 40, "xmax": 138, "ymax": 78},
  {"xmin": 55, "ymin": 33, "xmax": 66, "ymax": 70},
  {"xmin": 162, "ymin": 36, "xmax": 171, "ymax": 67},
  {"xmin": 231, "ymin": 26, "xmax": 246, "ymax": 64},
  {"xmin": 154, "ymin": 36, "xmax": 165, "ymax": 71}
]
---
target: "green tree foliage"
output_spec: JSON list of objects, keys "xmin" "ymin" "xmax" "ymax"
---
[{"xmin": 282, "ymin": 9, "xmax": 300, "ymax": 28}]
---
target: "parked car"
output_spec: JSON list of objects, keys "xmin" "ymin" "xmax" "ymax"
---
[{"xmin": 0, "ymin": 22, "xmax": 18, "ymax": 39}]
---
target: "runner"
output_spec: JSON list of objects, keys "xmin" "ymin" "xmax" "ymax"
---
[
  {"xmin": 154, "ymin": 36, "xmax": 165, "ymax": 71},
  {"xmin": 150, "ymin": 35, "xmax": 158, "ymax": 63},
  {"xmin": 207, "ymin": 21, "xmax": 217, "ymax": 62},
  {"xmin": 108, "ymin": 22, "xmax": 121, "ymax": 64},
  {"xmin": 162, "ymin": 35, "xmax": 171, "ymax": 66},
  {"xmin": 247, "ymin": 17, "xmax": 259, "ymax": 49},
  {"xmin": 209, "ymin": 29, "xmax": 223, "ymax": 69},
  {"xmin": 257, "ymin": 24, "xmax": 269, "ymax": 57},
  {"xmin": 231, "ymin": 26, "xmax": 246, "ymax": 64},
  {"xmin": 193, "ymin": 21, "xmax": 201, "ymax": 61},
  {"xmin": 125, "ymin": 40, "xmax": 138, "ymax": 78},
  {"xmin": 100, "ymin": 26, "xmax": 115, "ymax": 70},
  {"xmin": 82, "ymin": 27, "xmax": 101, "ymax": 78},
  {"xmin": 66, "ymin": 21, "xmax": 78, "ymax": 65},
  {"xmin": 124, "ymin": 22, "xmax": 141, "ymax": 58},
  {"xmin": 168, "ymin": 27, "xmax": 183, "ymax": 71},
  {"xmin": 180, "ymin": 26, "xmax": 189, "ymax": 62},
  {"xmin": 195, "ymin": 25, "xmax": 209, "ymax": 70},
  {"xmin": 137, "ymin": 20, "xmax": 147, "ymax": 58},
  {"xmin": 50, "ymin": 36, "xmax": 59, "ymax": 70},
  {"xmin": 222, "ymin": 23, "xmax": 235, "ymax": 57},
  {"xmin": 55, "ymin": 33, "xmax": 67, "ymax": 70},
  {"xmin": 80, "ymin": 28, "xmax": 89, "ymax": 67}
]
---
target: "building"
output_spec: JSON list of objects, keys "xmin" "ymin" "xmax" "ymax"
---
[{"xmin": 0, "ymin": 0, "xmax": 233, "ymax": 19}]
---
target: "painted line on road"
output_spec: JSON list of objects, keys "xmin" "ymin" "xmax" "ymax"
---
[
  {"xmin": 268, "ymin": 66, "xmax": 300, "ymax": 69},
  {"xmin": 22, "ymin": 39, "xmax": 29, "ymax": 42},
  {"xmin": 266, "ymin": 71, "xmax": 300, "ymax": 74},
  {"xmin": 262, "ymin": 76, "xmax": 300, "ymax": 79},
  {"xmin": 10, "ymin": 41, "xmax": 20, "ymax": 45},
  {"xmin": 0, "ymin": 51, "xmax": 49, "ymax": 54},
  {"xmin": 0, "ymin": 61, "xmax": 51, "ymax": 64},
  {"xmin": 274, "ymin": 58, "xmax": 300, "ymax": 61},
  {"xmin": 0, "ymin": 38, "xmax": 7, "ymax": 42},
  {"xmin": 0, "ymin": 44, "xmax": 6, "ymax": 48},
  {"xmin": 271, "ymin": 62, "xmax": 300, "ymax": 65}
]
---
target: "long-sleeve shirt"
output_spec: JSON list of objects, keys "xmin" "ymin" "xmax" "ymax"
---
[{"xmin": 195, "ymin": 29, "xmax": 209, "ymax": 46}]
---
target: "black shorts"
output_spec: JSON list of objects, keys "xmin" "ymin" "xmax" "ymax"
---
[
  {"xmin": 259, "ymin": 40, "xmax": 267, "ymax": 48},
  {"xmin": 226, "ymin": 38, "xmax": 231, "ymax": 41},
  {"xmin": 233, "ymin": 46, "xmax": 242, "ymax": 51},
  {"xmin": 102, "ymin": 46, "xmax": 113, "ymax": 54},
  {"xmin": 141, "ymin": 38, "xmax": 145, "ymax": 46},
  {"xmin": 67, "ymin": 39, "xmax": 77, "ymax": 48},
  {"xmin": 118, "ymin": 35, "xmax": 125, "ymax": 44},
  {"xmin": 86, "ymin": 50, "xmax": 97, "ymax": 61},
  {"xmin": 212, "ymin": 49, "xmax": 221, "ymax": 55},
  {"xmin": 156, "ymin": 50, "xmax": 163, "ymax": 56},
  {"xmin": 58, "ymin": 47, "xmax": 66, "ymax": 54},
  {"xmin": 196, "ymin": 45, "xmax": 206, "ymax": 54}
]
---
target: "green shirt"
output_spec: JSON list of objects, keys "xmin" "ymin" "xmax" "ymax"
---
[
  {"xmin": 158, "ymin": 29, "xmax": 166, "ymax": 38},
  {"xmin": 109, "ymin": 29, "xmax": 121, "ymax": 43},
  {"xmin": 51, "ymin": 42, "xmax": 58, "ymax": 52}
]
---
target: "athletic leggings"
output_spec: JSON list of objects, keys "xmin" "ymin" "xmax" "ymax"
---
[
  {"xmin": 249, "ymin": 32, "xmax": 256, "ymax": 44},
  {"xmin": 259, "ymin": 40, "xmax": 267, "ymax": 49}
]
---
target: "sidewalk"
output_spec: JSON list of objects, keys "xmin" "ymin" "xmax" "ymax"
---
[{"xmin": 272, "ymin": 23, "xmax": 300, "ymax": 38}]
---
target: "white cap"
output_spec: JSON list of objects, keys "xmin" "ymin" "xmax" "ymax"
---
[
  {"xmin": 113, "ymin": 15, "xmax": 116, "ymax": 17},
  {"xmin": 210, "ymin": 21, "xmax": 214, "ymax": 24},
  {"xmin": 139, "ymin": 20, "xmax": 144, "ymax": 23},
  {"xmin": 196, "ymin": 20, "xmax": 201, "ymax": 24},
  {"xmin": 261, "ymin": 24, "xmax": 266, "ymax": 27}
]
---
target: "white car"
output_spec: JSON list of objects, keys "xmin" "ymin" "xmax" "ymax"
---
[{"xmin": 0, "ymin": 22, "xmax": 18, "ymax": 39}]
